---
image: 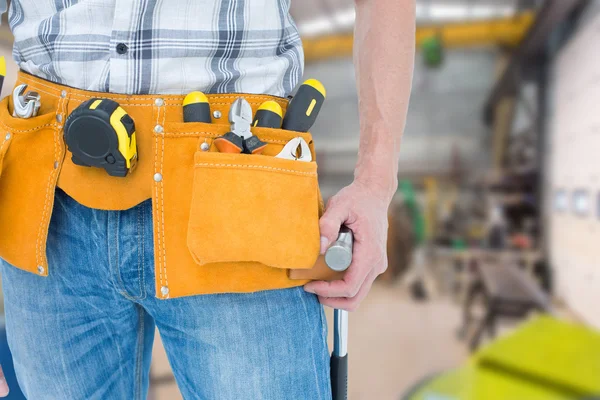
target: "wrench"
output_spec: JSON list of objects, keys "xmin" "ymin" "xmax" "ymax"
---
[{"xmin": 12, "ymin": 84, "xmax": 41, "ymax": 119}]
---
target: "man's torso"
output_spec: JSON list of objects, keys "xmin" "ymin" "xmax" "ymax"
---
[{"xmin": 7, "ymin": 0, "xmax": 304, "ymax": 96}]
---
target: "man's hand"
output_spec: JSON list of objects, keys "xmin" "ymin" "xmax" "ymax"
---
[
  {"xmin": 304, "ymin": 181, "xmax": 390, "ymax": 311},
  {"xmin": 0, "ymin": 365, "xmax": 9, "ymax": 397}
]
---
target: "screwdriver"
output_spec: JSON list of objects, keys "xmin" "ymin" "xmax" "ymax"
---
[
  {"xmin": 0, "ymin": 56, "xmax": 5, "ymax": 95},
  {"xmin": 252, "ymin": 100, "xmax": 283, "ymax": 129},
  {"xmin": 183, "ymin": 91, "xmax": 211, "ymax": 123},
  {"xmin": 282, "ymin": 79, "xmax": 326, "ymax": 132}
]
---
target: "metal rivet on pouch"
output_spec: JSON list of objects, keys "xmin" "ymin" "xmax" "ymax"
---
[
  {"xmin": 200, "ymin": 142, "xmax": 210, "ymax": 151},
  {"xmin": 56, "ymin": 114, "xmax": 63, "ymax": 123},
  {"xmin": 213, "ymin": 110, "xmax": 222, "ymax": 119},
  {"xmin": 61, "ymin": 90, "xmax": 67, "ymax": 98},
  {"xmin": 5, "ymin": 133, "xmax": 11, "ymax": 140},
  {"xmin": 160, "ymin": 286, "xmax": 169, "ymax": 297},
  {"xmin": 155, "ymin": 98, "xmax": 165, "ymax": 107},
  {"xmin": 153, "ymin": 173, "xmax": 163, "ymax": 182},
  {"xmin": 37, "ymin": 265, "xmax": 45, "ymax": 275},
  {"xmin": 154, "ymin": 124, "xmax": 164, "ymax": 133},
  {"xmin": 53, "ymin": 161, "xmax": 59, "ymax": 169}
]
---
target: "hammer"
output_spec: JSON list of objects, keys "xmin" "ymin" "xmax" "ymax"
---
[{"xmin": 325, "ymin": 227, "xmax": 353, "ymax": 400}]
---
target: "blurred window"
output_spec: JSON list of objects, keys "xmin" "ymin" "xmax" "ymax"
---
[
  {"xmin": 554, "ymin": 190, "xmax": 568, "ymax": 212},
  {"xmin": 572, "ymin": 190, "xmax": 590, "ymax": 216}
]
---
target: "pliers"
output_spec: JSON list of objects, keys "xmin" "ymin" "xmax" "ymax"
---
[
  {"xmin": 214, "ymin": 98, "xmax": 267, "ymax": 154},
  {"xmin": 275, "ymin": 137, "xmax": 312, "ymax": 162}
]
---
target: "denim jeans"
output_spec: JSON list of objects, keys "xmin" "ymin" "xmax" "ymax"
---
[{"xmin": 1, "ymin": 188, "xmax": 331, "ymax": 400}]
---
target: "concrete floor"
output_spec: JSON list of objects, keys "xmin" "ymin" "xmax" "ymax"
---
[{"xmin": 150, "ymin": 281, "xmax": 468, "ymax": 400}]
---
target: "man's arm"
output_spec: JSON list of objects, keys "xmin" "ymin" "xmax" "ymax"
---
[{"xmin": 304, "ymin": 0, "xmax": 415, "ymax": 311}]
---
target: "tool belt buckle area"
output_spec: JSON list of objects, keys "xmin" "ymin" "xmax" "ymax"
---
[{"xmin": 0, "ymin": 87, "xmax": 66, "ymax": 276}]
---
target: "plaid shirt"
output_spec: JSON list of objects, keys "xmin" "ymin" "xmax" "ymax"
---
[{"xmin": 3, "ymin": 0, "xmax": 304, "ymax": 96}]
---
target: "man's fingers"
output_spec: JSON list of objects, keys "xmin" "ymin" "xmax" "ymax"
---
[
  {"xmin": 304, "ymin": 248, "xmax": 377, "ymax": 298},
  {"xmin": 305, "ymin": 239, "xmax": 383, "ymax": 297},
  {"xmin": 319, "ymin": 271, "xmax": 377, "ymax": 312},
  {"xmin": 0, "ymin": 365, "xmax": 9, "ymax": 397},
  {"xmin": 318, "ymin": 201, "xmax": 348, "ymax": 254}
]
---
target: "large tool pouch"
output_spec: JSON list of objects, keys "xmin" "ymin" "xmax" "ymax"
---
[{"xmin": 0, "ymin": 72, "xmax": 335, "ymax": 299}]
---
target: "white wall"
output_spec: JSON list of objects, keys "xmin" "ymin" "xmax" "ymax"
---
[{"xmin": 547, "ymin": 7, "xmax": 600, "ymax": 328}]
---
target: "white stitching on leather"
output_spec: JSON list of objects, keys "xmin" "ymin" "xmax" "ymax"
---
[
  {"xmin": 194, "ymin": 163, "xmax": 317, "ymax": 176},
  {"xmin": 0, "ymin": 119, "xmax": 59, "ymax": 133},
  {"xmin": 163, "ymin": 132, "xmax": 310, "ymax": 145},
  {"xmin": 160, "ymin": 105, "xmax": 168, "ymax": 288},
  {"xmin": 154, "ymin": 109, "xmax": 164, "ymax": 289}
]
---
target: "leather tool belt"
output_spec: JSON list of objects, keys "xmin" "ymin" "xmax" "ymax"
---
[{"xmin": 0, "ymin": 72, "xmax": 338, "ymax": 299}]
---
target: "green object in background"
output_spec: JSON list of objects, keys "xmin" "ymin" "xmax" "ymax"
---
[
  {"xmin": 451, "ymin": 238, "xmax": 466, "ymax": 251},
  {"xmin": 403, "ymin": 316, "xmax": 600, "ymax": 400},
  {"xmin": 399, "ymin": 180, "xmax": 425, "ymax": 245},
  {"xmin": 421, "ymin": 36, "xmax": 444, "ymax": 68}
]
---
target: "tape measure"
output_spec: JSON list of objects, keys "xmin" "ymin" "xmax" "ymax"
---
[{"xmin": 64, "ymin": 99, "xmax": 137, "ymax": 177}]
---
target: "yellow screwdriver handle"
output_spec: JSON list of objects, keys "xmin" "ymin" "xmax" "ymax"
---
[
  {"xmin": 0, "ymin": 56, "xmax": 6, "ymax": 95},
  {"xmin": 253, "ymin": 100, "xmax": 283, "ymax": 129},
  {"xmin": 282, "ymin": 79, "xmax": 326, "ymax": 132},
  {"xmin": 183, "ymin": 91, "xmax": 211, "ymax": 123}
]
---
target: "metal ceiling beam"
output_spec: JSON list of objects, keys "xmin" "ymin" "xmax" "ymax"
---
[
  {"xmin": 482, "ymin": 0, "xmax": 585, "ymax": 125},
  {"xmin": 303, "ymin": 12, "xmax": 535, "ymax": 63}
]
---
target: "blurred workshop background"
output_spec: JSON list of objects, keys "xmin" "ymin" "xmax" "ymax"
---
[{"xmin": 1, "ymin": 0, "xmax": 600, "ymax": 399}]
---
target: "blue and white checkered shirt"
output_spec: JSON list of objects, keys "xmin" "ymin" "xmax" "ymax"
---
[{"xmin": 3, "ymin": 0, "xmax": 304, "ymax": 97}]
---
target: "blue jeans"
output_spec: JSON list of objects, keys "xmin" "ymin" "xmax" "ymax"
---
[{"xmin": 1, "ymin": 189, "xmax": 331, "ymax": 400}]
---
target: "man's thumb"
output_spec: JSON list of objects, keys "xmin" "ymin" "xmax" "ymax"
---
[{"xmin": 319, "ymin": 206, "xmax": 346, "ymax": 254}]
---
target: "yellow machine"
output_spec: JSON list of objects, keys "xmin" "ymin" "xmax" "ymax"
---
[{"xmin": 403, "ymin": 316, "xmax": 600, "ymax": 400}]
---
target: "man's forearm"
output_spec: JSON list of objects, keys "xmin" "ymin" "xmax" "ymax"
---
[{"xmin": 353, "ymin": 0, "xmax": 415, "ymax": 201}]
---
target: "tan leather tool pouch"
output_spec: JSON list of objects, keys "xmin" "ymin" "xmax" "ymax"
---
[
  {"xmin": 156, "ymin": 120, "xmax": 324, "ymax": 296},
  {"xmin": 0, "ymin": 92, "xmax": 65, "ymax": 276},
  {"xmin": 0, "ymin": 72, "xmax": 334, "ymax": 298},
  {"xmin": 188, "ymin": 146, "xmax": 321, "ymax": 269}
]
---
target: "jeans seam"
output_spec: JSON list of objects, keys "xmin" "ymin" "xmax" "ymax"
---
[
  {"xmin": 107, "ymin": 210, "xmax": 123, "ymax": 295},
  {"xmin": 134, "ymin": 305, "xmax": 145, "ymax": 400},
  {"xmin": 112, "ymin": 207, "xmax": 146, "ymax": 302},
  {"xmin": 113, "ymin": 213, "xmax": 140, "ymax": 301},
  {"xmin": 112, "ymin": 213, "xmax": 138, "ymax": 302},
  {"xmin": 259, "ymin": 290, "xmax": 276, "ymax": 400},
  {"xmin": 295, "ymin": 287, "xmax": 326, "ymax": 400},
  {"xmin": 319, "ymin": 303, "xmax": 331, "ymax": 399},
  {"xmin": 112, "ymin": 211, "xmax": 127, "ymax": 295}
]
